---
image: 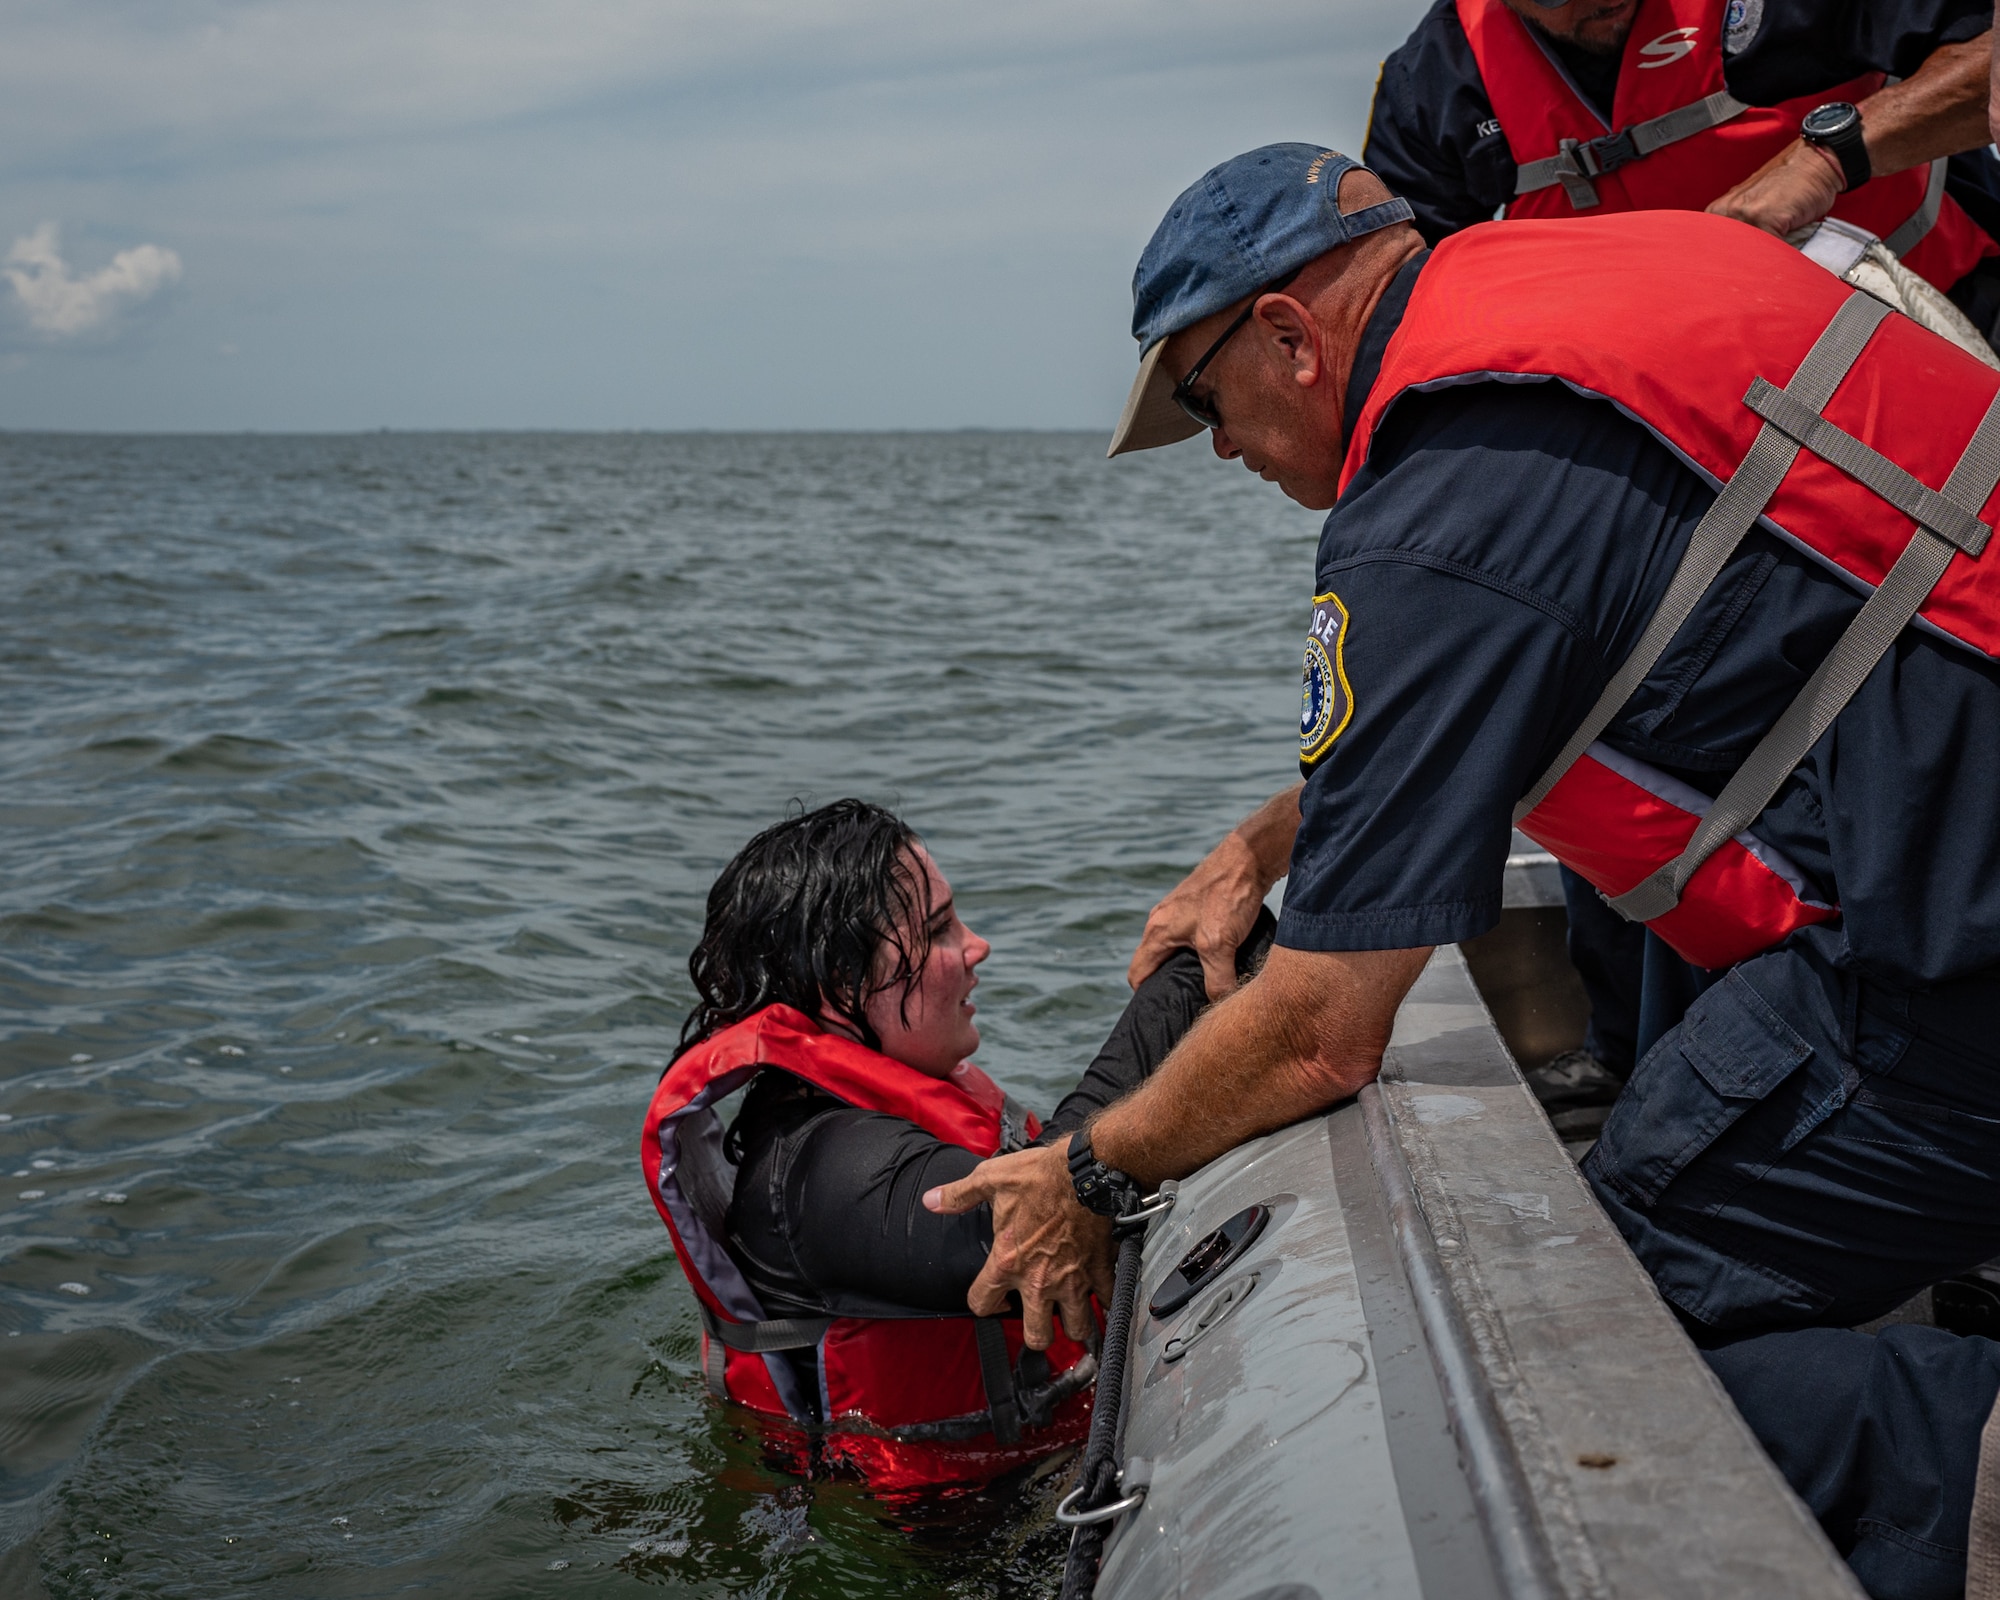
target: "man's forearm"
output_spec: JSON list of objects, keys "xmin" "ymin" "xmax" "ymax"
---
[
  {"xmin": 1236, "ymin": 781, "xmax": 1305, "ymax": 890},
  {"xmin": 1860, "ymin": 35, "xmax": 1992, "ymax": 176},
  {"xmin": 1990, "ymin": 22, "xmax": 2000, "ymax": 149},
  {"xmin": 1713, "ymin": 34, "xmax": 1993, "ymax": 237},
  {"xmin": 1089, "ymin": 941, "xmax": 1431, "ymax": 1187}
]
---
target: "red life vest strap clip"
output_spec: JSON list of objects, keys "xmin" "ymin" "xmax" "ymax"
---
[
  {"xmin": 1516, "ymin": 90, "xmax": 1748, "ymax": 210},
  {"xmin": 1573, "ymin": 128, "xmax": 1638, "ymax": 180}
]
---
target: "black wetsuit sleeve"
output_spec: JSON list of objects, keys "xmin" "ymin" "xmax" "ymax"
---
[
  {"xmin": 728, "ymin": 1086, "xmax": 992, "ymax": 1318},
  {"xmin": 1043, "ymin": 953, "xmax": 1209, "ymax": 1135},
  {"xmin": 1042, "ymin": 908, "xmax": 1277, "ymax": 1138},
  {"xmin": 780, "ymin": 1109, "xmax": 992, "ymax": 1314}
]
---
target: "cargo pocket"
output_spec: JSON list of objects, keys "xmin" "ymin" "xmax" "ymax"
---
[{"xmin": 1589, "ymin": 969, "xmax": 1815, "ymax": 1210}]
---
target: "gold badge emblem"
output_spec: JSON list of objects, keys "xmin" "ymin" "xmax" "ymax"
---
[{"xmin": 1299, "ymin": 591, "xmax": 1353, "ymax": 768}]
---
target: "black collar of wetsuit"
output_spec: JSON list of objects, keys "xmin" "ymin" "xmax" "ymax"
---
[{"xmin": 1340, "ymin": 248, "xmax": 1430, "ymax": 462}]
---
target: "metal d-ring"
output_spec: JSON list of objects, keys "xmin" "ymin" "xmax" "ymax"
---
[
  {"xmin": 1117, "ymin": 1183, "xmax": 1178, "ymax": 1228},
  {"xmin": 1054, "ymin": 1482, "xmax": 1147, "ymax": 1526}
]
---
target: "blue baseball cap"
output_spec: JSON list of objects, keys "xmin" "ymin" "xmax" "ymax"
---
[{"xmin": 1108, "ymin": 144, "xmax": 1414, "ymax": 457}]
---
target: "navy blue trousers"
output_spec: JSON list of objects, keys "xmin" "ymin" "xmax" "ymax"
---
[
  {"xmin": 1705, "ymin": 1326, "xmax": 2000, "ymax": 1600},
  {"xmin": 1584, "ymin": 930, "xmax": 2000, "ymax": 1333},
  {"xmin": 1581, "ymin": 930, "xmax": 2000, "ymax": 1597},
  {"xmin": 1560, "ymin": 864, "xmax": 1718, "ymax": 1075},
  {"xmin": 1560, "ymin": 865, "xmax": 1648, "ymax": 1074}
]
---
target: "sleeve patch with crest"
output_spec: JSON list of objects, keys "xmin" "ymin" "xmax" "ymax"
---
[{"xmin": 1299, "ymin": 590, "xmax": 1354, "ymax": 769}]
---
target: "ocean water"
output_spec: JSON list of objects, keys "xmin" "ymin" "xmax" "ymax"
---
[{"xmin": 0, "ymin": 431, "xmax": 1319, "ymax": 1598}]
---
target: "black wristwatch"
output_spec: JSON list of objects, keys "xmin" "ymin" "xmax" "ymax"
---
[
  {"xmin": 1801, "ymin": 101, "xmax": 1870, "ymax": 193},
  {"xmin": 1067, "ymin": 1128, "xmax": 1141, "ymax": 1217}
]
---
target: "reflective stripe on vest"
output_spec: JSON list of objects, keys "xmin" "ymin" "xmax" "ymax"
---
[
  {"xmin": 1455, "ymin": 0, "xmax": 1995, "ymax": 292},
  {"xmin": 1343, "ymin": 212, "xmax": 2000, "ymax": 968},
  {"xmin": 638, "ymin": 1004, "xmax": 1092, "ymax": 1486},
  {"xmin": 1519, "ymin": 742, "xmax": 1836, "ymax": 969}
]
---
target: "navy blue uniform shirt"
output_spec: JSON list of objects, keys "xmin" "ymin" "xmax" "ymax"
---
[
  {"xmin": 1276, "ymin": 249, "xmax": 2000, "ymax": 987},
  {"xmin": 1362, "ymin": 0, "xmax": 2000, "ymax": 252}
]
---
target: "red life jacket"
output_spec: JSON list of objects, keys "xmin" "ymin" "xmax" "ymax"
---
[
  {"xmin": 639, "ymin": 1003, "xmax": 1093, "ymax": 1492},
  {"xmin": 1341, "ymin": 211, "xmax": 2000, "ymax": 969},
  {"xmin": 1454, "ymin": 0, "xmax": 1995, "ymax": 294}
]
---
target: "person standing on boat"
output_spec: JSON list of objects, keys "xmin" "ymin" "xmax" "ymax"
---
[
  {"xmin": 1366, "ymin": 0, "xmax": 2000, "ymax": 331},
  {"xmin": 926, "ymin": 143, "xmax": 2000, "ymax": 1594},
  {"xmin": 1363, "ymin": 0, "xmax": 2000, "ymax": 1115}
]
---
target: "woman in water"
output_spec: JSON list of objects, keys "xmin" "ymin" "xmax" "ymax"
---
[{"xmin": 640, "ymin": 798, "xmax": 1268, "ymax": 1492}]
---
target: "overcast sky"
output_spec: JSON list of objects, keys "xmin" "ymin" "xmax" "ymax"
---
[{"xmin": 0, "ymin": 0, "xmax": 1423, "ymax": 432}]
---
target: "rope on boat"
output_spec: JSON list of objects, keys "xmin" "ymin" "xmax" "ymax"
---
[{"xmin": 1056, "ymin": 1214, "xmax": 1148, "ymax": 1600}]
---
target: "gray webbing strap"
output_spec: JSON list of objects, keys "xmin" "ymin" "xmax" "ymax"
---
[
  {"xmin": 700, "ymin": 1301, "xmax": 834, "ymax": 1355},
  {"xmin": 1514, "ymin": 91, "xmax": 1745, "ymax": 202},
  {"xmin": 973, "ymin": 1316, "xmax": 1022, "ymax": 1444},
  {"xmin": 703, "ymin": 1322, "xmax": 729, "ymax": 1399},
  {"xmin": 1629, "ymin": 90, "xmax": 1746, "ymax": 155},
  {"xmin": 1512, "ymin": 291, "xmax": 1891, "ymax": 825},
  {"xmin": 1883, "ymin": 157, "xmax": 1948, "ymax": 259},
  {"xmin": 1743, "ymin": 378, "xmax": 1991, "ymax": 555},
  {"xmin": 1543, "ymin": 140, "xmax": 1601, "ymax": 210},
  {"xmin": 1608, "ymin": 387, "xmax": 2000, "ymax": 923},
  {"xmin": 1607, "ymin": 532, "xmax": 1955, "ymax": 921}
]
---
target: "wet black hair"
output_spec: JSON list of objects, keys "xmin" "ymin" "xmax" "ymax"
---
[{"xmin": 676, "ymin": 799, "xmax": 934, "ymax": 1058}]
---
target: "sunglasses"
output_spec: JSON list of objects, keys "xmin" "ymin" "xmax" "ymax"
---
[{"xmin": 1170, "ymin": 268, "xmax": 1303, "ymax": 431}]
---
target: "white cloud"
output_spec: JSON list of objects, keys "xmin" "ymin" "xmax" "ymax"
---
[{"xmin": 4, "ymin": 223, "xmax": 182, "ymax": 337}]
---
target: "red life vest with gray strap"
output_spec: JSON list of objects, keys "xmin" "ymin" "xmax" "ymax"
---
[
  {"xmin": 1455, "ymin": 0, "xmax": 1996, "ymax": 294},
  {"xmin": 1340, "ymin": 211, "xmax": 2000, "ymax": 970},
  {"xmin": 640, "ymin": 1003, "xmax": 1094, "ymax": 1492}
]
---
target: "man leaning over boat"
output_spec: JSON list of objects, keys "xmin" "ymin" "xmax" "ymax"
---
[{"xmin": 926, "ymin": 143, "xmax": 2000, "ymax": 1598}]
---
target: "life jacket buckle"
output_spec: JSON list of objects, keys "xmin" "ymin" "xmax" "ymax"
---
[
  {"xmin": 1581, "ymin": 127, "xmax": 1639, "ymax": 176},
  {"xmin": 1553, "ymin": 139, "xmax": 1603, "ymax": 209}
]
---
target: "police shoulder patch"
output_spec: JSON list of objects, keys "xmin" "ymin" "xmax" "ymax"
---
[
  {"xmin": 1299, "ymin": 590, "xmax": 1353, "ymax": 768},
  {"xmin": 1723, "ymin": 0, "xmax": 1761, "ymax": 55}
]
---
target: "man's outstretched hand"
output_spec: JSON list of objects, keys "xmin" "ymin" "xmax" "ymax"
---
[
  {"xmin": 1127, "ymin": 783, "xmax": 1303, "ymax": 1000},
  {"xmin": 924, "ymin": 1141, "xmax": 1113, "ymax": 1350}
]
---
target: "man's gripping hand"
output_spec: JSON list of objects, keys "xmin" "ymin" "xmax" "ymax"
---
[
  {"xmin": 1128, "ymin": 782, "xmax": 1303, "ymax": 1001},
  {"xmin": 1706, "ymin": 139, "xmax": 1844, "ymax": 239},
  {"xmin": 1127, "ymin": 831, "xmax": 1267, "ymax": 1001},
  {"xmin": 923, "ymin": 1142, "xmax": 1113, "ymax": 1350}
]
